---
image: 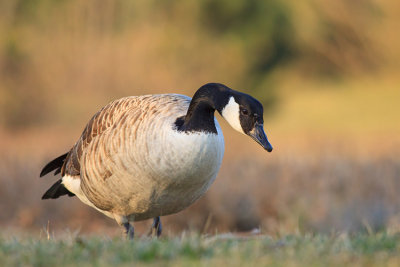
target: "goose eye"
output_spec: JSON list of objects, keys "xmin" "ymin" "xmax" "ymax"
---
[{"xmin": 240, "ymin": 108, "xmax": 249, "ymax": 116}]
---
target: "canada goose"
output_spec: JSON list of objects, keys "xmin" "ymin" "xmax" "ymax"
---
[{"xmin": 40, "ymin": 83, "xmax": 273, "ymax": 238}]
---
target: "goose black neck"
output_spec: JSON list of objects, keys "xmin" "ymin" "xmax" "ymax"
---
[{"xmin": 176, "ymin": 83, "xmax": 232, "ymax": 133}]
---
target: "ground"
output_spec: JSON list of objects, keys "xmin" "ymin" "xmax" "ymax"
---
[{"xmin": 1, "ymin": 232, "xmax": 400, "ymax": 266}]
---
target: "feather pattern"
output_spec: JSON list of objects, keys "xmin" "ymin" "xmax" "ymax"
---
[{"xmin": 59, "ymin": 94, "xmax": 224, "ymax": 221}]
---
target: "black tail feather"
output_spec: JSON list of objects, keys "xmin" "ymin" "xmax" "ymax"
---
[
  {"xmin": 54, "ymin": 168, "xmax": 61, "ymax": 176},
  {"xmin": 40, "ymin": 153, "xmax": 68, "ymax": 177},
  {"xmin": 42, "ymin": 179, "xmax": 75, "ymax": 199}
]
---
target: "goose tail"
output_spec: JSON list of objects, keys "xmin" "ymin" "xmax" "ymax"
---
[
  {"xmin": 40, "ymin": 152, "xmax": 75, "ymax": 199},
  {"xmin": 40, "ymin": 153, "xmax": 68, "ymax": 177}
]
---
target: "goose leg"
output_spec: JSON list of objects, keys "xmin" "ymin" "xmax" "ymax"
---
[
  {"xmin": 149, "ymin": 216, "xmax": 162, "ymax": 237},
  {"xmin": 123, "ymin": 222, "xmax": 134, "ymax": 239}
]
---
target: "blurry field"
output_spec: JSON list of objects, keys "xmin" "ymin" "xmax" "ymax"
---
[
  {"xmin": 0, "ymin": 1, "xmax": 400, "ymax": 264},
  {"xmin": 1, "ymin": 232, "xmax": 400, "ymax": 266},
  {"xmin": 1, "ymin": 74, "xmax": 398, "ymax": 237}
]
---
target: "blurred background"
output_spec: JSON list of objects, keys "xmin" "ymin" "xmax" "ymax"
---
[{"xmin": 0, "ymin": 0, "xmax": 399, "ymax": 237}]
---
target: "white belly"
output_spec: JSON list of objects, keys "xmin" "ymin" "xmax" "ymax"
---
[
  {"xmin": 146, "ymin": 130, "xmax": 224, "ymax": 218},
  {"xmin": 122, "ymin": 122, "xmax": 225, "ymax": 220}
]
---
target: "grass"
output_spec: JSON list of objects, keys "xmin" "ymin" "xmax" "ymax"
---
[{"xmin": 1, "ymin": 232, "xmax": 400, "ymax": 266}]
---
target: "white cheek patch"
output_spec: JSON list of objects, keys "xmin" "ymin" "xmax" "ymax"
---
[{"xmin": 221, "ymin": 97, "xmax": 245, "ymax": 134}]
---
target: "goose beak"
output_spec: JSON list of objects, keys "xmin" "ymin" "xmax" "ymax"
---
[{"xmin": 248, "ymin": 123, "xmax": 273, "ymax": 152}]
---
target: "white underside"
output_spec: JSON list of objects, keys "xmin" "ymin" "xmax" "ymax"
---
[{"xmin": 62, "ymin": 175, "xmax": 81, "ymax": 195}]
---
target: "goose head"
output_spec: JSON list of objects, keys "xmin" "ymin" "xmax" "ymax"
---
[
  {"xmin": 219, "ymin": 89, "xmax": 273, "ymax": 152},
  {"xmin": 180, "ymin": 83, "xmax": 273, "ymax": 152}
]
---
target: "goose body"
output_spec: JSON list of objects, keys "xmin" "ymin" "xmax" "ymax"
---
[{"xmin": 41, "ymin": 83, "xmax": 272, "ymax": 237}]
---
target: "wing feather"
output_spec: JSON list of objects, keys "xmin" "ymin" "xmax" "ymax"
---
[
  {"xmin": 61, "ymin": 97, "xmax": 144, "ymax": 177},
  {"xmin": 61, "ymin": 95, "xmax": 190, "ymax": 177}
]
